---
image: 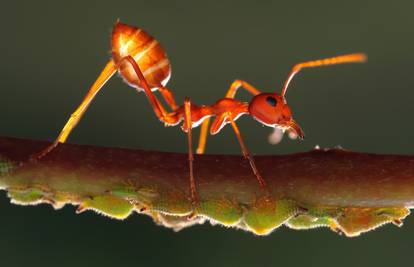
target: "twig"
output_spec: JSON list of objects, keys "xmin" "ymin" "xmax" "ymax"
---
[{"xmin": 0, "ymin": 136, "xmax": 413, "ymax": 237}]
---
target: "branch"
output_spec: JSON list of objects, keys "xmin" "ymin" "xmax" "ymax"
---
[{"xmin": 0, "ymin": 136, "xmax": 413, "ymax": 237}]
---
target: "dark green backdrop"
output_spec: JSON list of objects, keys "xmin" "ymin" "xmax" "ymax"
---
[{"xmin": 1, "ymin": 1, "xmax": 413, "ymax": 266}]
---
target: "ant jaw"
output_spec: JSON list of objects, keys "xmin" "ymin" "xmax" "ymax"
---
[{"xmin": 288, "ymin": 120, "xmax": 305, "ymax": 140}]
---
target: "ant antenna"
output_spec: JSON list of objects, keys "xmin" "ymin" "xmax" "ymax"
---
[{"xmin": 280, "ymin": 53, "xmax": 367, "ymax": 97}]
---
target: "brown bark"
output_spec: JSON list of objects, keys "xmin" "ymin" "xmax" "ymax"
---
[{"xmin": 0, "ymin": 136, "xmax": 413, "ymax": 236}]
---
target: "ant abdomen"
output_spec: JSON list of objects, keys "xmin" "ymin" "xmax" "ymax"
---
[{"xmin": 112, "ymin": 22, "xmax": 171, "ymax": 91}]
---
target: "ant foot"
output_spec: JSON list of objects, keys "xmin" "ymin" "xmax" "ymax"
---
[
  {"xmin": 296, "ymin": 206, "xmax": 309, "ymax": 216},
  {"xmin": 392, "ymin": 219, "xmax": 403, "ymax": 227},
  {"xmin": 187, "ymin": 211, "xmax": 197, "ymax": 220}
]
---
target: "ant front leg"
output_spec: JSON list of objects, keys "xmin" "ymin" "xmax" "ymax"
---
[
  {"xmin": 228, "ymin": 116, "xmax": 269, "ymax": 195},
  {"xmin": 225, "ymin": 79, "xmax": 261, "ymax": 98},
  {"xmin": 196, "ymin": 80, "xmax": 262, "ymax": 155},
  {"xmin": 184, "ymin": 97, "xmax": 198, "ymax": 205}
]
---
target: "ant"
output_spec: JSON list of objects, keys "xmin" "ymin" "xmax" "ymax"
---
[{"xmin": 36, "ymin": 22, "xmax": 367, "ymax": 204}]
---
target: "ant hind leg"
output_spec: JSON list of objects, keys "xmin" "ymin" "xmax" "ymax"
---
[{"xmin": 34, "ymin": 60, "xmax": 118, "ymax": 160}]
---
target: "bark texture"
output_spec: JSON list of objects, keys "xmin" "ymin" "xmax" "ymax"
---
[{"xmin": 0, "ymin": 136, "xmax": 413, "ymax": 237}]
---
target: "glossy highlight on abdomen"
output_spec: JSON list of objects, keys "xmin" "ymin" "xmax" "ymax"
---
[{"xmin": 112, "ymin": 22, "xmax": 171, "ymax": 91}]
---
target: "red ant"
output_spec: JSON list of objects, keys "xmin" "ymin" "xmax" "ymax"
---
[{"xmin": 37, "ymin": 22, "xmax": 367, "ymax": 203}]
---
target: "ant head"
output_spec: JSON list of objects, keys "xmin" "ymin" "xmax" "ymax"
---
[{"xmin": 248, "ymin": 93, "xmax": 305, "ymax": 139}]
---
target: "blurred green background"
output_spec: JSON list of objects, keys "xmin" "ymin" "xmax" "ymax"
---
[{"xmin": 1, "ymin": 0, "xmax": 414, "ymax": 266}]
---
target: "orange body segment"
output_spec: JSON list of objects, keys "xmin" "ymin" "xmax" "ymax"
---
[
  {"xmin": 36, "ymin": 21, "xmax": 367, "ymax": 206},
  {"xmin": 112, "ymin": 22, "xmax": 171, "ymax": 90}
]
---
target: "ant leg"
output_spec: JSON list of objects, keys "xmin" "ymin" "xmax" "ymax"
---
[
  {"xmin": 121, "ymin": 56, "xmax": 181, "ymax": 125},
  {"xmin": 225, "ymin": 79, "xmax": 261, "ymax": 99},
  {"xmin": 37, "ymin": 55, "xmax": 178, "ymax": 159},
  {"xmin": 281, "ymin": 53, "xmax": 367, "ymax": 97},
  {"xmin": 184, "ymin": 97, "xmax": 198, "ymax": 204},
  {"xmin": 228, "ymin": 116, "xmax": 269, "ymax": 192},
  {"xmin": 196, "ymin": 80, "xmax": 261, "ymax": 154},
  {"xmin": 196, "ymin": 117, "xmax": 210, "ymax": 154},
  {"xmin": 158, "ymin": 86, "xmax": 178, "ymax": 111},
  {"xmin": 35, "ymin": 60, "xmax": 118, "ymax": 159}
]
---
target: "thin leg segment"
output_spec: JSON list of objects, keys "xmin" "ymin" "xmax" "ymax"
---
[
  {"xmin": 184, "ymin": 97, "xmax": 198, "ymax": 204},
  {"xmin": 37, "ymin": 55, "xmax": 180, "ymax": 159},
  {"xmin": 281, "ymin": 53, "xmax": 367, "ymax": 97},
  {"xmin": 36, "ymin": 60, "xmax": 118, "ymax": 159},
  {"xmin": 197, "ymin": 80, "xmax": 262, "ymax": 154},
  {"xmin": 158, "ymin": 86, "xmax": 178, "ymax": 111},
  {"xmin": 228, "ymin": 116, "xmax": 268, "ymax": 190},
  {"xmin": 122, "ymin": 56, "xmax": 167, "ymax": 118},
  {"xmin": 225, "ymin": 79, "xmax": 261, "ymax": 99},
  {"xmin": 122, "ymin": 56, "xmax": 179, "ymax": 125},
  {"xmin": 196, "ymin": 117, "xmax": 210, "ymax": 154}
]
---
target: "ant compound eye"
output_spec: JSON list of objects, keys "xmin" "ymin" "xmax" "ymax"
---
[
  {"xmin": 248, "ymin": 93, "xmax": 284, "ymax": 126},
  {"xmin": 266, "ymin": 96, "xmax": 278, "ymax": 107}
]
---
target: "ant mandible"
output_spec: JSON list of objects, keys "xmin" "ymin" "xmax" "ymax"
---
[{"xmin": 36, "ymin": 22, "xmax": 367, "ymax": 204}]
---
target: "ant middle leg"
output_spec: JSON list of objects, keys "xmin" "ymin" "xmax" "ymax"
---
[
  {"xmin": 120, "ymin": 58, "xmax": 198, "ymax": 204},
  {"xmin": 184, "ymin": 97, "xmax": 198, "ymax": 205}
]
